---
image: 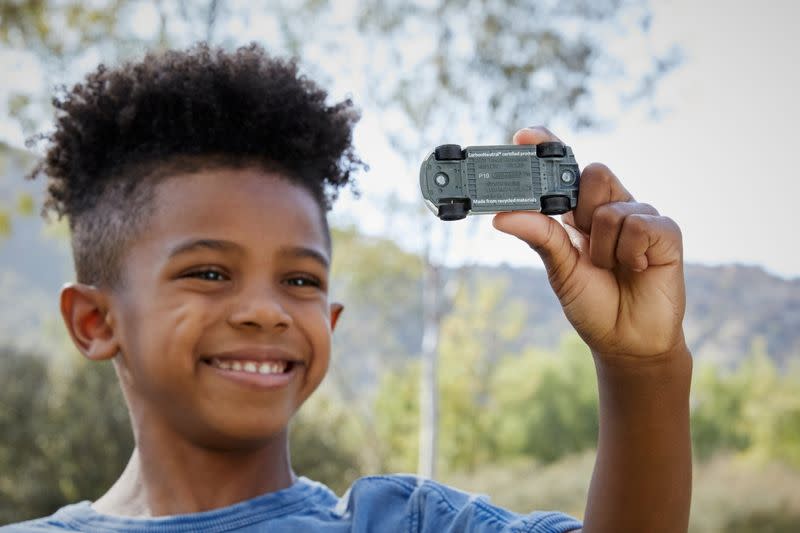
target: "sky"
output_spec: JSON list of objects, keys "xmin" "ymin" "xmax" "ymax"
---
[
  {"xmin": 1, "ymin": 0, "xmax": 799, "ymax": 279},
  {"xmin": 329, "ymin": 0, "xmax": 800, "ymax": 279}
]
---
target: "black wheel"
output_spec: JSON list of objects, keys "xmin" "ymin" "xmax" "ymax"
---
[
  {"xmin": 536, "ymin": 142, "xmax": 566, "ymax": 158},
  {"xmin": 540, "ymin": 195, "xmax": 571, "ymax": 215},
  {"xmin": 434, "ymin": 144, "xmax": 464, "ymax": 161},
  {"xmin": 437, "ymin": 199, "xmax": 470, "ymax": 221}
]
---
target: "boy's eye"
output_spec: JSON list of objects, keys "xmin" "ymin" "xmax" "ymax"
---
[
  {"xmin": 286, "ymin": 276, "xmax": 322, "ymax": 288},
  {"xmin": 184, "ymin": 269, "xmax": 229, "ymax": 282}
]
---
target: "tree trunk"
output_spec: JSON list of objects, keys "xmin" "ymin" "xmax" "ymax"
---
[{"xmin": 418, "ymin": 246, "xmax": 440, "ymax": 479}]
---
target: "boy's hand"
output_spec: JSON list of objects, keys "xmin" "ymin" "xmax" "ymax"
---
[{"xmin": 493, "ymin": 126, "xmax": 686, "ymax": 360}]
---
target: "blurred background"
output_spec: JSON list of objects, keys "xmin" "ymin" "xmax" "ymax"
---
[{"xmin": 1, "ymin": 0, "xmax": 799, "ymax": 531}]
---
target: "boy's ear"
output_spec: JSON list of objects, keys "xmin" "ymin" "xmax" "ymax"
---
[
  {"xmin": 330, "ymin": 302, "xmax": 344, "ymax": 332},
  {"xmin": 60, "ymin": 283, "xmax": 119, "ymax": 361}
]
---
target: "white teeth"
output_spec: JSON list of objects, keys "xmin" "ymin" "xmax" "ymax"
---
[
  {"xmin": 257, "ymin": 362, "xmax": 287, "ymax": 374},
  {"xmin": 211, "ymin": 358, "xmax": 289, "ymax": 375}
]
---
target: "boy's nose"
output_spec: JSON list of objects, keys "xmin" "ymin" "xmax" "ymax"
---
[{"xmin": 227, "ymin": 291, "xmax": 293, "ymax": 331}]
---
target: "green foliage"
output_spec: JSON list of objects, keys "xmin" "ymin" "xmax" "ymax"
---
[
  {"xmin": 0, "ymin": 212, "xmax": 9, "ymax": 237},
  {"xmin": 45, "ymin": 359, "xmax": 134, "ymax": 503},
  {"xmin": 690, "ymin": 364, "xmax": 752, "ymax": 460},
  {"xmin": 0, "ymin": 348, "xmax": 132, "ymax": 522},
  {"xmin": 374, "ymin": 362, "xmax": 421, "ymax": 473},
  {"xmin": 371, "ymin": 274, "xmax": 601, "ymax": 474},
  {"xmin": 328, "ymin": 225, "xmax": 424, "ymax": 386},
  {"xmin": 489, "ymin": 336, "xmax": 599, "ymax": 464},
  {"xmin": 290, "ymin": 391, "xmax": 367, "ymax": 495},
  {"xmin": 437, "ymin": 277, "xmax": 526, "ymax": 471},
  {"xmin": 331, "ymin": 225, "xmax": 422, "ymax": 306},
  {"xmin": 0, "ymin": 346, "xmax": 55, "ymax": 522},
  {"xmin": 724, "ymin": 508, "xmax": 800, "ymax": 533},
  {"xmin": 16, "ymin": 193, "xmax": 34, "ymax": 216},
  {"xmin": 0, "ymin": 0, "xmax": 126, "ymax": 55},
  {"xmin": 690, "ymin": 340, "xmax": 800, "ymax": 468}
]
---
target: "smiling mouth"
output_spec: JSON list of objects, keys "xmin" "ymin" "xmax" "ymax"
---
[{"xmin": 201, "ymin": 358, "xmax": 297, "ymax": 375}]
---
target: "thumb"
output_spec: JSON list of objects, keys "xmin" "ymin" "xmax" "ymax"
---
[{"xmin": 493, "ymin": 211, "xmax": 580, "ymax": 289}]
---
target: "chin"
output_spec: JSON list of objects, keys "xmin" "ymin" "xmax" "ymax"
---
[{"xmin": 174, "ymin": 409, "xmax": 293, "ymax": 452}]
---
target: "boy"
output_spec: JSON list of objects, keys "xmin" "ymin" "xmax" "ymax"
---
[{"xmin": 3, "ymin": 43, "xmax": 691, "ymax": 532}]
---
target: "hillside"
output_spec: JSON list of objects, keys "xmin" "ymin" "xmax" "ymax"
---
[
  {"xmin": 1, "ymin": 150, "xmax": 798, "ymax": 370},
  {"xmin": 1, "ymin": 217, "xmax": 798, "ymax": 374}
]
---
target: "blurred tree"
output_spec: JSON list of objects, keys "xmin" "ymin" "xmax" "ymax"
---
[
  {"xmin": 690, "ymin": 362, "xmax": 752, "ymax": 461},
  {"xmin": 739, "ymin": 339, "xmax": 800, "ymax": 468},
  {"xmin": 0, "ymin": 0, "xmax": 132, "ymax": 143},
  {"xmin": 436, "ymin": 275, "xmax": 526, "ymax": 471},
  {"xmin": 0, "ymin": 0, "xmax": 126, "ymax": 55},
  {"xmin": 0, "ymin": 346, "xmax": 55, "ymax": 522},
  {"xmin": 690, "ymin": 338, "xmax": 800, "ymax": 467},
  {"xmin": 328, "ymin": 225, "xmax": 425, "ymax": 473},
  {"xmin": 289, "ymin": 392, "xmax": 368, "ymax": 495},
  {"xmin": 43, "ymin": 360, "xmax": 134, "ymax": 505},
  {"xmin": 489, "ymin": 334, "xmax": 598, "ymax": 463},
  {"xmin": 0, "ymin": 348, "xmax": 133, "ymax": 522},
  {"xmin": 350, "ymin": 0, "xmax": 679, "ymax": 157},
  {"xmin": 0, "ymin": 141, "xmax": 36, "ymax": 238},
  {"xmin": 724, "ymin": 507, "xmax": 800, "ymax": 533},
  {"xmin": 374, "ymin": 361, "xmax": 422, "ymax": 473},
  {"xmin": 373, "ymin": 274, "xmax": 601, "ymax": 473}
]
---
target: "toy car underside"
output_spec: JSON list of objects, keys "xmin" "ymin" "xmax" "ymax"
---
[{"xmin": 419, "ymin": 143, "xmax": 580, "ymax": 221}]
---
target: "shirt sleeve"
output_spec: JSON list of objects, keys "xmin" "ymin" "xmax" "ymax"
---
[
  {"xmin": 344, "ymin": 475, "xmax": 583, "ymax": 533},
  {"xmin": 412, "ymin": 480, "xmax": 582, "ymax": 533}
]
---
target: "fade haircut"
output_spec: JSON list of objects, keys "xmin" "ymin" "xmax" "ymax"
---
[{"xmin": 28, "ymin": 42, "xmax": 365, "ymax": 289}]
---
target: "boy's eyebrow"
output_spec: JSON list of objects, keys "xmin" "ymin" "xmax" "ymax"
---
[
  {"xmin": 278, "ymin": 245, "xmax": 330, "ymax": 269},
  {"xmin": 167, "ymin": 239, "xmax": 329, "ymax": 269},
  {"xmin": 167, "ymin": 238, "xmax": 243, "ymax": 259}
]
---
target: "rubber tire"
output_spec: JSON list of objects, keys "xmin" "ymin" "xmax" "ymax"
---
[
  {"xmin": 536, "ymin": 142, "xmax": 566, "ymax": 158},
  {"xmin": 438, "ymin": 200, "xmax": 469, "ymax": 221},
  {"xmin": 540, "ymin": 195, "xmax": 572, "ymax": 215},
  {"xmin": 435, "ymin": 144, "xmax": 464, "ymax": 161}
]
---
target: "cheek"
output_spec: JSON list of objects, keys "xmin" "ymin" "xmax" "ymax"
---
[
  {"xmin": 169, "ymin": 297, "xmax": 218, "ymax": 346},
  {"xmin": 298, "ymin": 301, "xmax": 333, "ymax": 389},
  {"xmin": 118, "ymin": 295, "xmax": 220, "ymax": 385}
]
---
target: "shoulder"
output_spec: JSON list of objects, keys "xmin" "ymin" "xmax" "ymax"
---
[{"xmin": 341, "ymin": 474, "xmax": 582, "ymax": 533}]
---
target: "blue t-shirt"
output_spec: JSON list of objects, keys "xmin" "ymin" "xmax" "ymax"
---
[{"xmin": 2, "ymin": 475, "xmax": 582, "ymax": 532}]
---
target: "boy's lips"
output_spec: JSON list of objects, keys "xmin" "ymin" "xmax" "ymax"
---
[{"xmin": 200, "ymin": 347, "xmax": 304, "ymax": 389}]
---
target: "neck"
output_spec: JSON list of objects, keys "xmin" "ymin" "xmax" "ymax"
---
[{"xmin": 93, "ymin": 431, "xmax": 294, "ymax": 517}]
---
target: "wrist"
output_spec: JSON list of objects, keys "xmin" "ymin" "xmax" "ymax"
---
[
  {"xmin": 592, "ymin": 335, "xmax": 693, "ymax": 376},
  {"xmin": 592, "ymin": 337, "xmax": 692, "ymax": 428}
]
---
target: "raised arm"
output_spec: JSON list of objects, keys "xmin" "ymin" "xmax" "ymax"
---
[{"xmin": 493, "ymin": 127, "xmax": 692, "ymax": 533}]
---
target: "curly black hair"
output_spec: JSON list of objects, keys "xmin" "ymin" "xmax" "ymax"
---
[{"xmin": 28, "ymin": 42, "xmax": 365, "ymax": 288}]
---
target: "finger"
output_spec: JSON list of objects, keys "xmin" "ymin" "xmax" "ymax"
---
[
  {"xmin": 512, "ymin": 125, "xmax": 563, "ymax": 146},
  {"xmin": 573, "ymin": 163, "xmax": 634, "ymax": 235},
  {"xmin": 560, "ymin": 211, "xmax": 581, "ymax": 234},
  {"xmin": 589, "ymin": 202, "xmax": 660, "ymax": 270},
  {"xmin": 493, "ymin": 211, "xmax": 579, "ymax": 293},
  {"xmin": 563, "ymin": 220, "xmax": 589, "ymax": 255},
  {"xmin": 616, "ymin": 214, "xmax": 683, "ymax": 272}
]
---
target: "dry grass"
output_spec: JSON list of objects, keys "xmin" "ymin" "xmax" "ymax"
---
[{"xmin": 442, "ymin": 451, "xmax": 800, "ymax": 532}]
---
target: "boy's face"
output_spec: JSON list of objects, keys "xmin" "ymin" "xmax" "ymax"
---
[{"xmin": 103, "ymin": 168, "xmax": 339, "ymax": 448}]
